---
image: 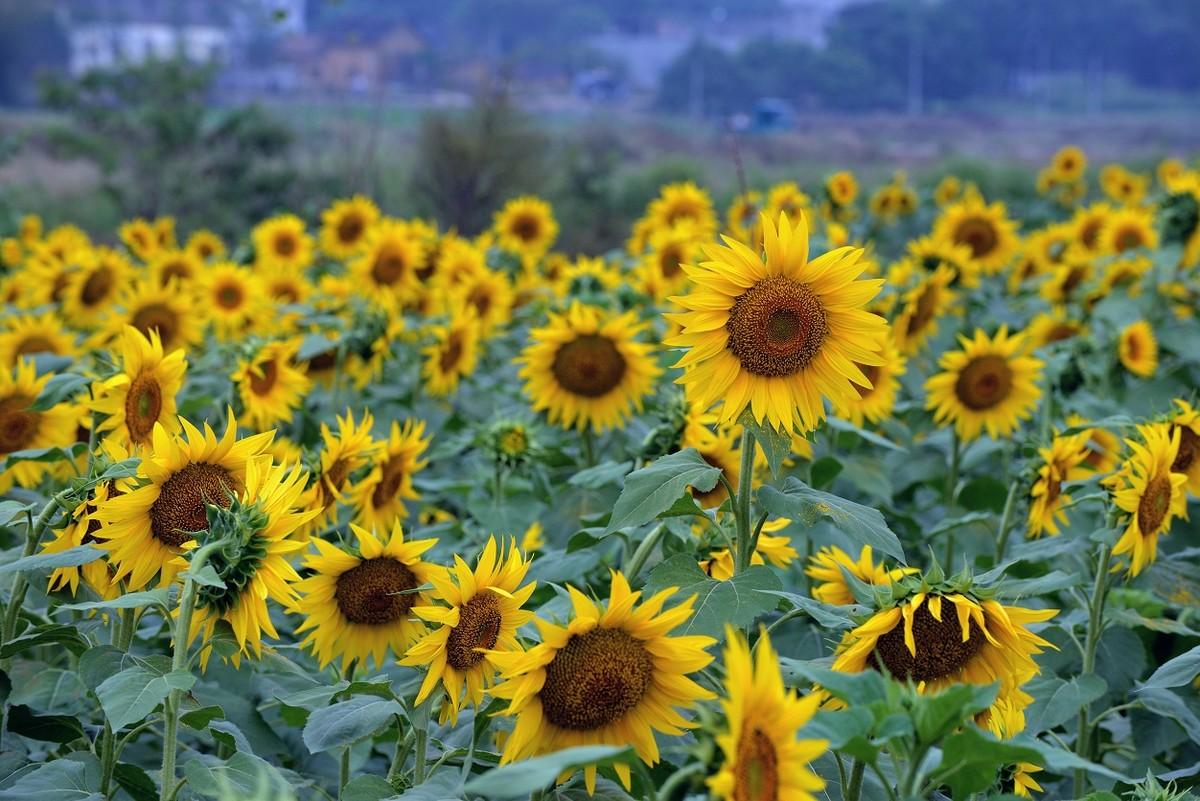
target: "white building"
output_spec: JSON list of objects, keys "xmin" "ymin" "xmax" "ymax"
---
[{"xmin": 68, "ymin": 21, "xmax": 230, "ymax": 75}]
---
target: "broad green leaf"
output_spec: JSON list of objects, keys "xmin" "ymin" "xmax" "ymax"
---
[
  {"xmin": 31, "ymin": 373, "xmax": 91, "ymax": 412},
  {"xmin": 0, "ymin": 545, "xmax": 103, "ymax": 577},
  {"xmin": 1014, "ymin": 736, "xmax": 1134, "ymax": 783},
  {"xmin": 112, "ymin": 763, "xmax": 156, "ymax": 801},
  {"xmin": 180, "ymin": 564, "xmax": 226, "ymax": 588},
  {"xmin": 182, "ymin": 753, "xmax": 294, "ymax": 800},
  {"xmin": 96, "ymin": 665, "xmax": 195, "ymax": 730},
  {"xmin": 77, "ymin": 647, "xmax": 125, "ymax": 692},
  {"xmin": 1138, "ymin": 644, "xmax": 1200, "ymax": 690},
  {"xmin": 301, "ymin": 695, "xmax": 403, "ymax": 753},
  {"xmin": 59, "ymin": 589, "xmax": 170, "ymax": 612},
  {"xmin": 995, "ymin": 571, "xmax": 1081, "ymax": 599},
  {"xmin": 464, "ymin": 746, "xmax": 633, "ymax": 798},
  {"xmin": 778, "ymin": 659, "xmax": 890, "ymax": 706},
  {"xmin": 0, "ymin": 624, "xmax": 90, "ymax": 659},
  {"xmin": 4, "ymin": 444, "xmax": 87, "ymax": 468},
  {"xmin": 386, "ymin": 771, "xmax": 466, "ymax": 801},
  {"xmin": 826, "ymin": 417, "xmax": 906, "ymax": 452},
  {"xmin": 759, "ymin": 478, "xmax": 906, "ymax": 563},
  {"xmin": 913, "ymin": 683, "xmax": 998, "ymax": 743},
  {"xmin": 569, "ymin": 460, "xmax": 632, "ymax": 489},
  {"xmin": 801, "ymin": 708, "xmax": 875, "ymax": 752},
  {"xmin": 957, "ymin": 476, "xmax": 1008, "ymax": 513},
  {"xmin": 931, "ymin": 726, "xmax": 1042, "ymax": 797},
  {"xmin": 0, "ymin": 500, "xmax": 34, "ymax": 527},
  {"xmin": 340, "ymin": 776, "xmax": 398, "ymax": 801},
  {"xmin": 738, "ymin": 411, "xmax": 792, "ymax": 478},
  {"xmin": 762, "ymin": 590, "xmax": 865, "ymax": 629},
  {"xmin": 810, "ymin": 456, "xmax": 842, "ymax": 489},
  {"xmin": 181, "ymin": 705, "xmax": 225, "ymax": 730},
  {"xmin": 0, "ymin": 758, "xmax": 101, "ymax": 800},
  {"xmin": 604, "ymin": 450, "xmax": 720, "ymax": 533},
  {"xmin": 1135, "ymin": 687, "xmax": 1200, "ymax": 745},
  {"xmin": 8, "ymin": 668, "xmax": 87, "ymax": 715},
  {"xmin": 643, "ymin": 554, "xmax": 782, "ymax": 638},
  {"xmin": 6, "ymin": 704, "xmax": 86, "ymax": 744},
  {"xmin": 1025, "ymin": 674, "xmax": 1107, "ymax": 734}
]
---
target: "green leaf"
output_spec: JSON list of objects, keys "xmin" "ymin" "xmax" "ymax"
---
[
  {"xmin": 96, "ymin": 665, "xmax": 196, "ymax": 730},
  {"xmin": 6, "ymin": 705, "xmax": 86, "ymax": 744},
  {"xmin": 31, "ymin": 373, "xmax": 91, "ymax": 412},
  {"xmin": 568, "ymin": 460, "xmax": 632, "ymax": 489},
  {"xmin": 801, "ymin": 708, "xmax": 876, "ymax": 751},
  {"xmin": 0, "ymin": 500, "xmax": 34, "ymax": 527},
  {"xmin": 340, "ymin": 775, "xmax": 398, "ymax": 801},
  {"xmin": 0, "ymin": 624, "xmax": 90, "ymax": 659},
  {"xmin": 759, "ymin": 478, "xmax": 906, "ymax": 563},
  {"xmin": 182, "ymin": 753, "xmax": 294, "ymax": 799},
  {"xmin": 77, "ymin": 647, "xmax": 125, "ymax": 692},
  {"xmin": 1025, "ymin": 674, "xmax": 1107, "ymax": 734},
  {"xmin": 643, "ymin": 554, "xmax": 782, "ymax": 638},
  {"xmin": 92, "ymin": 458, "xmax": 141, "ymax": 483},
  {"xmin": 4, "ymin": 444, "xmax": 87, "ymax": 469},
  {"xmin": 0, "ymin": 545, "xmax": 104, "ymax": 577},
  {"xmin": 778, "ymin": 659, "xmax": 890, "ymax": 706},
  {"xmin": 826, "ymin": 417, "xmax": 906, "ymax": 452},
  {"xmin": 1014, "ymin": 736, "xmax": 1134, "ymax": 784},
  {"xmin": 181, "ymin": 705, "xmax": 226, "ymax": 730},
  {"xmin": 913, "ymin": 683, "xmax": 998, "ymax": 743},
  {"xmin": 59, "ymin": 589, "xmax": 170, "ymax": 612},
  {"xmin": 931, "ymin": 726, "xmax": 1042, "ymax": 798},
  {"xmin": 604, "ymin": 449, "xmax": 720, "ymax": 534},
  {"xmin": 957, "ymin": 477, "xmax": 1008, "ymax": 513},
  {"xmin": 738, "ymin": 411, "xmax": 792, "ymax": 478},
  {"xmin": 180, "ymin": 564, "xmax": 226, "ymax": 588},
  {"xmin": 762, "ymin": 590, "xmax": 865, "ymax": 629},
  {"xmin": 1135, "ymin": 687, "xmax": 1200, "ymax": 745},
  {"xmin": 301, "ymin": 695, "xmax": 403, "ymax": 753},
  {"xmin": 464, "ymin": 746, "xmax": 634, "ymax": 799},
  {"xmin": 112, "ymin": 763, "xmax": 156, "ymax": 801},
  {"xmin": 386, "ymin": 771, "xmax": 465, "ymax": 801},
  {"xmin": 1138, "ymin": 644, "xmax": 1200, "ymax": 691},
  {"xmin": 995, "ymin": 571, "xmax": 1081, "ymax": 599},
  {"xmin": 0, "ymin": 758, "xmax": 101, "ymax": 800},
  {"xmin": 810, "ymin": 456, "xmax": 843, "ymax": 489}
]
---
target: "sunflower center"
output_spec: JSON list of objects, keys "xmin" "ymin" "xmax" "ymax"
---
[
  {"xmin": 334, "ymin": 557, "xmax": 418, "ymax": 625},
  {"xmin": 271, "ymin": 282, "xmax": 300, "ymax": 303},
  {"xmin": 445, "ymin": 592, "xmax": 503, "ymax": 670},
  {"xmin": 131, "ymin": 303, "xmax": 179, "ymax": 348},
  {"xmin": 216, "ymin": 282, "xmax": 244, "ymax": 310},
  {"xmin": 319, "ymin": 457, "xmax": 352, "ymax": 508},
  {"xmin": 1081, "ymin": 219, "xmax": 1103, "ymax": 250},
  {"xmin": 15, "ymin": 336, "xmax": 58, "ymax": 357},
  {"xmin": 124, "ymin": 372, "xmax": 163, "ymax": 443},
  {"xmin": 372, "ymin": 246, "xmax": 408, "ymax": 285},
  {"xmin": 539, "ymin": 627, "xmax": 654, "ymax": 731},
  {"xmin": 1137, "ymin": 475, "xmax": 1173, "ymax": 536},
  {"xmin": 659, "ymin": 244, "xmax": 684, "ymax": 278},
  {"xmin": 248, "ymin": 360, "xmax": 278, "ymax": 395},
  {"xmin": 1045, "ymin": 476, "xmax": 1062, "ymax": 504},
  {"xmin": 160, "ymin": 260, "xmax": 192, "ymax": 285},
  {"xmin": 1114, "ymin": 226, "xmax": 1145, "ymax": 253},
  {"xmin": 337, "ymin": 214, "xmax": 365, "ymax": 244},
  {"xmin": 511, "ymin": 214, "xmax": 541, "ymax": 243},
  {"xmin": 149, "ymin": 463, "xmax": 236, "ymax": 547},
  {"xmin": 954, "ymin": 354, "xmax": 1014, "ymax": 411},
  {"xmin": 1125, "ymin": 333, "xmax": 1142, "ymax": 361},
  {"xmin": 371, "ymin": 456, "xmax": 408, "ymax": 508},
  {"xmin": 733, "ymin": 727, "xmax": 779, "ymax": 801},
  {"xmin": 551, "ymin": 334, "xmax": 627, "ymax": 398},
  {"xmin": 870, "ymin": 601, "xmax": 984, "ymax": 683},
  {"xmin": 468, "ymin": 287, "xmax": 492, "ymax": 317},
  {"xmin": 906, "ymin": 285, "xmax": 939, "ymax": 336},
  {"xmin": 0, "ymin": 394, "xmax": 38, "ymax": 455},
  {"xmin": 855, "ymin": 363, "xmax": 881, "ymax": 399},
  {"xmin": 82, "ymin": 267, "xmax": 114, "ymax": 305},
  {"xmin": 1172, "ymin": 425, "xmax": 1199, "ymax": 473},
  {"xmin": 726, "ymin": 276, "xmax": 829, "ymax": 378},
  {"xmin": 954, "ymin": 217, "xmax": 998, "ymax": 258},
  {"xmin": 694, "ymin": 450, "xmax": 731, "ymax": 506},
  {"xmin": 439, "ymin": 331, "xmax": 465, "ymax": 373},
  {"xmin": 499, "ymin": 427, "xmax": 527, "ymax": 456},
  {"xmin": 274, "ymin": 232, "xmax": 297, "ymax": 257}
]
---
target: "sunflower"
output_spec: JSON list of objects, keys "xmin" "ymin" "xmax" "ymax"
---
[
  {"xmin": 260, "ymin": 264, "xmax": 313, "ymax": 306},
  {"xmin": 1100, "ymin": 165, "xmax": 1148, "ymax": 205},
  {"xmin": 1026, "ymin": 310, "xmax": 1083, "ymax": 350},
  {"xmin": 494, "ymin": 196, "xmax": 559, "ymax": 259},
  {"xmin": 519, "ymin": 303, "xmax": 660, "ymax": 433},
  {"xmin": 202, "ymin": 262, "xmax": 264, "ymax": 340},
  {"xmin": 233, "ymin": 339, "xmax": 311, "ymax": 431},
  {"xmin": 560, "ymin": 257, "xmax": 622, "ymax": 299},
  {"xmin": 933, "ymin": 196, "xmax": 1019, "ymax": 274},
  {"xmin": 294, "ymin": 521, "xmax": 443, "ymax": 670},
  {"xmin": 934, "ymin": 175, "xmax": 961, "ymax": 206},
  {"xmin": 726, "ymin": 190, "xmax": 764, "ymax": 245},
  {"xmin": 1167, "ymin": 399, "xmax": 1200, "ymax": 496},
  {"xmin": 1118, "ymin": 320, "xmax": 1158, "ymax": 378},
  {"xmin": 700, "ymin": 520, "xmax": 798, "ymax": 581},
  {"xmin": 119, "ymin": 218, "xmax": 161, "ymax": 261},
  {"xmin": 1037, "ymin": 259, "xmax": 1093, "ymax": 306},
  {"xmin": 926, "ymin": 327, "xmax": 1043, "ymax": 443},
  {"xmin": 833, "ymin": 332, "xmax": 905, "ymax": 427},
  {"xmin": 185, "ymin": 456, "xmax": 316, "ymax": 668},
  {"xmin": 1070, "ymin": 203, "xmax": 1113, "ymax": 255},
  {"xmin": 320, "ymin": 195, "xmax": 380, "ymax": 259},
  {"xmin": 907, "ymin": 235, "xmax": 978, "ymax": 287},
  {"xmin": 350, "ymin": 219, "xmax": 425, "ymax": 310},
  {"xmin": 0, "ymin": 311, "xmax": 78, "ymax": 367},
  {"xmin": 643, "ymin": 222, "xmax": 703, "ymax": 296},
  {"xmin": 304, "ymin": 409, "xmax": 380, "ymax": 532},
  {"xmin": 806, "ymin": 545, "xmax": 915, "ymax": 606},
  {"xmin": 1111, "ymin": 424, "xmax": 1189, "ymax": 576},
  {"xmin": 825, "ymin": 170, "xmax": 858, "ymax": 207},
  {"xmin": 110, "ymin": 280, "xmax": 203, "ymax": 354},
  {"xmin": 892, "ymin": 264, "xmax": 958, "ymax": 355},
  {"xmin": 764, "ymin": 182, "xmax": 811, "ymax": 227},
  {"xmin": 436, "ymin": 236, "xmax": 486, "ymax": 290},
  {"xmin": 421, "ymin": 311, "xmax": 481, "ymax": 397},
  {"xmin": 1065, "ymin": 414, "xmax": 1122, "ymax": 475},
  {"xmin": 349, "ymin": 419, "xmax": 429, "ymax": 529},
  {"xmin": 61, "ymin": 246, "xmax": 131, "ymax": 326},
  {"xmin": 648, "ymin": 182, "xmax": 717, "ymax": 234},
  {"xmin": 185, "ymin": 229, "xmax": 226, "ymax": 262},
  {"xmin": 1100, "ymin": 207, "xmax": 1158, "ymax": 255},
  {"xmin": 18, "ymin": 213, "xmax": 42, "ymax": 244},
  {"xmin": 42, "ymin": 483, "xmax": 120, "ymax": 601},
  {"xmin": 92, "ymin": 326, "xmax": 187, "ymax": 454},
  {"xmin": 253, "ymin": 214, "xmax": 314, "ymax": 272},
  {"xmin": 451, "ymin": 267, "xmax": 514, "ymax": 336},
  {"xmin": 0, "ymin": 359, "xmax": 80, "ymax": 494},
  {"xmin": 402, "ymin": 537, "xmax": 536, "ymax": 723},
  {"xmin": 709, "ymin": 628, "xmax": 826, "ymax": 801},
  {"xmin": 1048, "ymin": 145, "xmax": 1087, "ymax": 183},
  {"xmin": 149, "ymin": 249, "xmax": 204, "ymax": 289},
  {"xmin": 93, "ymin": 415, "xmax": 274, "ymax": 590},
  {"xmin": 489, "ymin": 571, "xmax": 715, "ymax": 793},
  {"xmin": 1027, "ymin": 432, "xmax": 1090, "ymax": 538},
  {"xmin": 667, "ymin": 213, "xmax": 886, "ymax": 433}
]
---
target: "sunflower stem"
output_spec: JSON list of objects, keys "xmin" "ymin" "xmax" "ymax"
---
[
  {"xmin": 99, "ymin": 722, "xmax": 117, "ymax": 797},
  {"xmin": 412, "ymin": 695, "xmax": 432, "ymax": 785},
  {"xmin": 942, "ymin": 431, "xmax": 961, "ymax": 569},
  {"xmin": 733, "ymin": 429, "xmax": 758, "ymax": 575},
  {"xmin": 581, "ymin": 427, "xmax": 597, "ymax": 467},
  {"xmin": 624, "ymin": 523, "xmax": 666, "ymax": 582},
  {"xmin": 992, "ymin": 480, "xmax": 1019, "ymax": 564},
  {"xmin": 0, "ymin": 487, "xmax": 74, "ymax": 663},
  {"xmin": 657, "ymin": 762, "xmax": 704, "ymax": 801},
  {"xmin": 845, "ymin": 758, "xmax": 865, "ymax": 801},
  {"xmin": 1073, "ymin": 543, "xmax": 1113, "ymax": 797},
  {"xmin": 159, "ymin": 541, "xmax": 221, "ymax": 801}
]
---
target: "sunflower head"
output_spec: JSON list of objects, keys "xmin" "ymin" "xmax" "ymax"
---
[
  {"xmin": 494, "ymin": 196, "xmax": 559, "ymax": 257},
  {"xmin": 1118, "ymin": 320, "xmax": 1158, "ymax": 378},
  {"xmin": 1110, "ymin": 424, "xmax": 1190, "ymax": 576}
]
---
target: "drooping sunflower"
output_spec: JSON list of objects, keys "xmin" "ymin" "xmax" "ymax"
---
[
  {"xmin": 402, "ymin": 537, "xmax": 537, "ymax": 723},
  {"xmin": 1118, "ymin": 320, "xmax": 1158, "ymax": 378},
  {"xmin": 925, "ymin": 326, "xmax": 1043, "ymax": 442},
  {"xmin": 1027, "ymin": 432, "xmax": 1090, "ymax": 538},
  {"xmin": 490, "ymin": 571, "xmax": 715, "ymax": 793},
  {"xmin": 932, "ymin": 196, "xmax": 1019, "ymax": 274},
  {"xmin": 253, "ymin": 214, "xmax": 314, "ymax": 272},
  {"xmin": 0, "ymin": 358, "xmax": 80, "ymax": 494},
  {"xmin": 891, "ymin": 264, "xmax": 958, "ymax": 355},
  {"xmin": 186, "ymin": 456, "xmax": 316, "ymax": 668},
  {"xmin": 421, "ymin": 311, "xmax": 481, "ymax": 397},
  {"xmin": 42, "ymin": 484, "xmax": 120, "ymax": 601},
  {"xmin": 710, "ymin": 628, "xmax": 826, "ymax": 801},
  {"xmin": 0, "ymin": 311, "xmax": 78, "ymax": 368},
  {"xmin": 1167, "ymin": 399, "xmax": 1200, "ymax": 496},
  {"xmin": 202, "ymin": 262, "xmax": 264, "ymax": 340},
  {"xmin": 232, "ymin": 339, "xmax": 311, "ymax": 431},
  {"xmin": 348, "ymin": 419, "xmax": 430, "ymax": 529},
  {"xmin": 451, "ymin": 267, "xmax": 514, "ymax": 336},
  {"xmin": 93, "ymin": 415, "xmax": 274, "ymax": 590},
  {"xmin": 110, "ymin": 280, "xmax": 203, "ymax": 354},
  {"xmin": 320, "ymin": 195, "xmax": 380, "ymax": 259},
  {"xmin": 1110, "ymin": 424, "xmax": 1189, "ymax": 576},
  {"xmin": 667, "ymin": 212, "xmax": 886, "ymax": 433},
  {"xmin": 294, "ymin": 521, "xmax": 443, "ymax": 670},
  {"xmin": 61, "ymin": 246, "xmax": 131, "ymax": 327},
  {"xmin": 493, "ymin": 196, "xmax": 559, "ymax": 259},
  {"xmin": 92, "ymin": 326, "xmax": 187, "ymax": 454},
  {"xmin": 350, "ymin": 220, "xmax": 425, "ymax": 311},
  {"xmin": 806, "ymin": 545, "xmax": 915, "ymax": 606},
  {"xmin": 304, "ymin": 409, "xmax": 380, "ymax": 532},
  {"xmin": 1100, "ymin": 206, "xmax": 1158, "ymax": 255},
  {"xmin": 833, "ymin": 332, "xmax": 905, "ymax": 427},
  {"xmin": 518, "ymin": 303, "xmax": 660, "ymax": 433}
]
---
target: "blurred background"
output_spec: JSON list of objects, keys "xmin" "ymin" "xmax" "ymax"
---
[{"xmin": 2, "ymin": 0, "xmax": 1199, "ymax": 251}]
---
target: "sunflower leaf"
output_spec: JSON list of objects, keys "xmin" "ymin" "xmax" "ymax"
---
[
  {"xmin": 759, "ymin": 478, "xmax": 906, "ymax": 563},
  {"xmin": 182, "ymin": 752, "xmax": 294, "ymax": 799},
  {"xmin": 301, "ymin": 695, "xmax": 403, "ymax": 753},
  {"xmin": 0, "ymin": 624, "xmax": 90, "ymax": 659},
  {"xmin": 0, "ymin": 545, "xmax": 104, "ymax": 577},
  {"xmin": 737, "ymin": 411, "xmax": 792, "ymax": 478},
  {"xmin": 30, "ymin": 373, "xmax": 91, "ymax": 412},
  {"xmin": 0, "ymin": 758, "xmax": 102, "ymax": 801},
  {"xmin": 96, "ymin": 665, "xmax": 195, "ymax": 731},
  {"xmin": 643, "ymin": 554, "xmax": 782, "ymax": 638},
  {"xmin": 1137, "ymin": 644, "xmax": 1200, "ymax": 691},
  {"xmin": 463, "ymin": 745, "xmax": 634, "ymax": 798},
  {"xmin": 930, "ymin": 727, "xmax": 1042, "ymax": 797},
  {"xmin": 1024, "ymin": 673, "xmax": 1107, "ymax": 734},
  {"xmin": 603, "ymin": 449, "xmax": 719, "ymax": 534}
]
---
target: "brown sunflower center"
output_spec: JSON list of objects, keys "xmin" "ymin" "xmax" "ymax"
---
[
  {"xmin": 274, "ymin": 232, "xmax": 297, "ymax": 257},
  {"xmin": 439, "ymin": 331, "xmax": 465, "ymax": 373},
  {"xmin": 337, "ymin": 213, "xmax": 365, "ymax": 244},
  {"xmin": 372, "ymin": 246, "xmax": 409, "ymax": 285},
  {"xmin": 954, "ymin": 217, "xmax": 999, "ymax": 258},
  {"xmin": 954, "ymin": 354, "xmax": 1014, "ymax": 411},
  {"xmin": 0, "ymin": 394, "xmax": 38, "ymax": 455},
  {"xmin": 124, "ymin": 372, "xmax": 163, "ymax": 443},
  {"xmin": 1137, "ymin": 475, "xmax": 1173, "ymax": 536},
  {"xmin": 694, "ymin": 450, "xmax": 731, "ymax": 507},
  {"xmin": 82, "ymin": 267, "xmax": 114, "ymax": 305},
  {"xmin": 855, "ymin": 363, "xmax": 881, "ymax": 399},
  {"xmin": 1045, "ymin": 476, "xmax": 1062, "ymax": 505},
  {"xmin": 216, "ymin": 282, "xmax": 244, "ymax": 310},
  {"xmin": 551, "ymin": 334, "xmax": 627, "ymax": 398},
  {"xmin": 319, "ymin": 457, "xmax": 352, "ymax": 508},
  {"xmin": 1125, "ymin": 332, "xmax": 1143, "ymax": 361},
  {"xmin": 149, "ymin": 463, "xmax": 236, "ymax": 547},
  {"xmin": 726, "ymin": 276, "xmax": 829, "ymax": 378},
  {"xmin": 271, "ymin": 282, "xmax": 300, "ymax": 303},
  {"xmin": 1114, "ymin": 226, "xmax": 1146, "ymax": 253},
  {"xmin": 659, "ymin": 244, "xmax": 685, "ymax": 278},
  {"xmin": 733, "ymin": 727, "xmax": 779, "ymax": 801},
  {"xmin": 870, "ymin": 601, "xmax": 984, "ymax": 683},
  {"xmin": 510, "ymin": 213, "xmax": 541, "ymax": 243},
  {"xmin": 1081, "ymin": 219, "xmax": 1103, "ymax": 250},
  {"xmin": 131, "ymin": 303, "xmax": 179, "ymax": 348},
  {"xmin": 248, "ymin": 360, "xmax": 278, "ymax": 395},
  {"xmin": 468, "ymin": 287, "xmax": 492, "ymax": 317},
  {"xmin": 160, "ymin": 260, "xmax": 192, "ymax": 285},
  {"xmin": 445, "ymin": 592, "xmax": 503, "ymax": 670},
  {"xmin": 334, "ymin": 557, "xmax": 418, "ymax": 625},
  {"xmin": 540, "ymin": 627, "xmax": 654, "ymax": 731},
  {"xmin": 906, "ymin": 285, "xmax": 940, "ymax": 337},
  {"xmin": 1172, "ymin": 425, "xmax": 1199, "ymax": 473},
  {"xmin": 371, "ymin": 456, "xmax": 408, "ymax": 508},
  {"xmin": 15, "ymin": 336, "xmax": 58, "ymax": 357}
]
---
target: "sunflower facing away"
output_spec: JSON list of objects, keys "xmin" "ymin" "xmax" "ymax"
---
[
  {"xmin": 294, "ymin": 521, "xmax": 443, "ymax": 669},
  {"xmin": 93, "ymin": 326, "xmax": 187, "ymax": 454},
  {"xmin": 494, "ymin": 196, "xmax": 559, "ymax": 259},
  {"xmin": 232, "ymin": 339, "xmax": 311, "ymax": 431},
  {"xmin": 320, "ymin": 195, "xmax": 380, "ymax": 259},
  {"xmin": 402, "ymin": 536, "xmax": 536, "ymax": 723},
  {"xmin": 806, "ymin": 545, "xmax": 915, "ymax": 606},
  {"xmin": 708, "ymin": 627, "xmax": 826, "ymax": 801},
  {"xmin": 1118, "ymin": 320, "xmax": 1158, "ymax": 378},
  {"xmin": 490, "ymin": 571, "xmax": 715, "ymax": 793},
  {"xmin": 667, "ymin": 212, "xmax": 887, "ymax": 433},
  {"xmin": 348, "ymin": 419, "xmax": 430, "ymax": 529},
  {"xmin": 1027, "ymin": 432, "xmax": 1090, "ymax": 538},
  {"xmin": 1110, "ymin": 424, "xmax": 1189, "ymax": 576},
  {"xmin": 925, "ymin": 326, "xmax": 1043, "ymax": 442},
  {"xmin": 518, "ymin": 303, "xmax": 661, "ymax": 433},
  {"xmin": 421, "ymin": 311, "xmax": 481, "ymax": 397},
  {"xmin": 93, "ymin": 415, "xmax": 274, "ymax": 590},
  {"xmin": 0, "ymin": 358, "xmax": 80, "ymax": 493}
]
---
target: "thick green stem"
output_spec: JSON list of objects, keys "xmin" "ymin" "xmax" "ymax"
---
[
  {"xmin": 845, "ymin": 758, "xmax": 866, "ymax": 801},
  {"xmin": 1073, "ymin": 544, "xmax": 1112, "ymax": 797},
  {"xmin": 624, "ymin": 523, "xmax": 666, "ymax": 581},
  {"xmin": 733, "ymin": 429, "xmax": 758, "ymax": 575},
  {"xmin": 99, "ymin": 723, "xmax": 117, "ymax": 797},
  {"xmin": 992, "ymin": 480, "xmax": 1019, "ymax": 564},
  {"xmin": 412, "ymin": 696, "xmax": 432, "ymax": 785},
  {"xmin": 1, "ymin": 488, "xmax": 74, "ymax": 658},
  {"xmin": 581, "ymin": 428, "xmax": 596, "ymax": 467},
  {"xmin": 942, "ymin": 431, "xmax": 960, "ymax": 569},
  {"xmin": 387, "ymin": 721, "xmax": 412, "ymax": 786}
]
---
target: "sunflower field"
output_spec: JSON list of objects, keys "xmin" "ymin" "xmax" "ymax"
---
[{"xmin": 0, "ymin": 147, "xmax": 1199, "ymax": 801}]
